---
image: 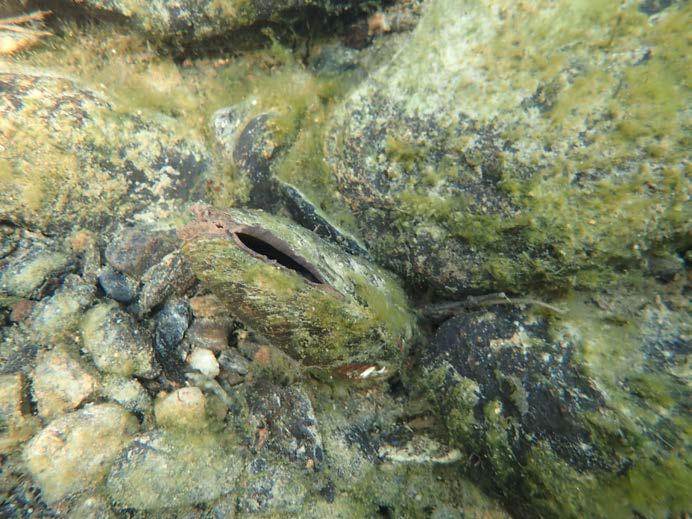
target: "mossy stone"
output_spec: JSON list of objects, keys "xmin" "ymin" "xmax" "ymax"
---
[
  {"xmin": 324, "ymin": 0, "xmax": 689, "ymax": 296},
  {"xmin": 419, "ymin": 284, "xmax": 691, "ymax": 518},
  {"xmin": 0, "ymin": 68, "xmax": 210, "ymax": 237}
]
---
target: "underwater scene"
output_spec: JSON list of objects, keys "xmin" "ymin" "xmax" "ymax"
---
[{"xmin": 0, "ymin": 0, "xmax": 689, "ymax": 517}]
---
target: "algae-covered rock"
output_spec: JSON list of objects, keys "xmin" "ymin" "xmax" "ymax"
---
[
  {"xmin": 106, "ymin": 429, "xmax": 242, "ymax": 510},
  {"xmin": 0, "ymin": 69, "xmax": 210, "ymax": 236},
  {"xmin": 246, "ymin": 381, "xmax": 323, "ymax": 467},
  {"xmin": 80, "ymin": 302, "xmax": 158, "ymax": 378},
  {"xmin": 180, "ymin": 205, "xmax": 414, "ymax": 371},
  {"xmin": 419, "ymin": 287, "xmax": 691, "ymax": 518},
  {"xmin": 0, "ymin": 237, "xmax": 71, "ymax": 299},
  {"xmin": 29, "ymin": 275, "xmax": 96, "ymax": 341},
  {"xmin": 101, "ymin": 375, "xmax": 153, "ymax": 424},
  {"xmin": 238, "ymin": 457, "xmax": 309, "ymax": 514},
  {"xmin": 0, "ymin": 373, "xmax": 40, "ymax": 453},
  {"xmin": 213, "ymin": 108, "xmax": 370, "ymax": 257},
  {"xmin": 70, "ymin": 0, "xmax": 367, "ymax": 43},
  {"xmin": 32, "ymin": 347, "xmax": 99, "ymax": 419},
  {"xmin": 24, "ymin": 403, "xmax": 138, "ymax": 503},
  {"xmin": 324, "ymin": 0, "xmax": 689, "ymax": 296},
  {"xmin": 154, "ymin": 387, "xmax": 208, "ymax": 429}
]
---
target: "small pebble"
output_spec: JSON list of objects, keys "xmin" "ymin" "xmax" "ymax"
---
[
  {"xmin": 81, "ymin": 302, "xmax": 158, "ymax": 378},
  {"xmin": 98, "ymin": 267, "xmax": 138, "ymax": 304},
  {"xmin": 32, "ymin": 347, "xmax": 99, "ymax": 419},
  {"xmin": 188, "ymin": 348, "xmax": 220, "ymax": 378},
  {"xmin": 153, "ymin": 298, "xmax": 191, "ymax": 383},
  {"xmin": 154, "ymin": 387, "xmax": 206, "ymax": 429},
  {"xmin": 9, "ymin": 299, "xmax": 34, "ymax": 322},
  {"xmin": 105, "ymin": 226, "xmax": 178, "ymax": 278}
]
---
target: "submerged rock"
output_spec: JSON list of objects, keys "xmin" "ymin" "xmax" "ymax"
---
[
  {"xmin": 98, "ymin": 266, "xmax": 139, "ymax": 304},
  {"xmin": 106, "ymin": 430, "xmax": 242, "ymax": 510},
  {"xmin": 101, "ymin": 375, "xmax": 153, "ymax": 424},
  {"xmin": 153, "ymin": 297, "xmax": 192, "ymax": 383},
  {"xmin": 105, "ymin": 225, "xmax": 179, "ymax": 279},
  {"xmin": 238, "ymin": 458, "xmax": 309, "ymax": 514},
  {"xmin": 324, "ymin": 0, "xmax": 688, "ymax": 296},
  {"xmin": 246, "ymin": 381, "xmax": 323, "ymax": 468},
  {"xmin": 67, "ymin": 496, "xmax": 116, "ymax": 519},
  {"xmin": 81, "ymin": 302, "xmax": 158, "ymax": 378},
  {"xmin": 154, "ymin": 386, "xmax": 208, "ymax": 429},
  {"xmin": 212, "ymin": 108, "xmax": 369, "ymax": 257},
  {"xmin": 24, "ymin": 403, "xmax": 137, "ymax": 503},
  {"xmin": 69, "ymin": 0, "xmax": 369, "ymax": 44},
  {"xmin": 180, "ymin": 205, "xmax": 415, "ymax": 370},
  {"xmin": 187, "ymin": 347, "xmax": 220, "ymax": 378},
  {"xmin": 0, "ymin": 69, "xmax": 210, "ymax": 237},
  {"xmin": 31, "ymin": 347, "xmax": 99, "ymax": 419},
  {"xmin": 419, "ymin": 286, "xmax": 691, "ymax": 518},
  {"xmin": 0, "ymin": 237, "xmax": 71, "ymax": 299},
  {"xmin": 133, "ymin": 249, "xmax": 196, "ymax": 317},
  {"xmin": 29, "ymin": 275, "xmax": 96, "ymax": 340},
  {"xmin": 0, "ymin": 373, "xmax": 40, "ymax": 454}
]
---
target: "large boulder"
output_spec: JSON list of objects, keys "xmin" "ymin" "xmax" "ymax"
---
[
  {"xmin": 0, "ymin": 68, "xmax": 210, "ymax": 237},
  {"xmin": 324, "ymin": 0, "xmax": 688, "ymax": 296},
  {"xmin": 419, "ymin": 284, "xmax": 690, "ymax": 518}
]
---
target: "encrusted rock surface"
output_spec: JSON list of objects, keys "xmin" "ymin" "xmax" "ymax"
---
[
  {"xmin": 106, "ymin": 430, "xmax": 242, "ymax": 510},
  {"xmin": 324, "ymin": 0, "xmax": 688, "ymax": 296},
  {"xmin": 0, "ymin": 373, "xmax": 40, "ymax": 453},
  {"xmin": 154, "ymin": 386, "xmax": 208, "ymax": 429},
  {"xmin": 68, "ymin": 0, "xmax": 370, "ymax": 43},
  {"xmin": 31, "ymin": 347, "xmax": 99, "ymax": 419},
  {"xmin": 419, "ymin": 284, "xmax": 691, "ymax": 517},
  {"xmin": 24, "ymin": 403, "xmax": 138, "ymax": 503},
  {"xmin": 80, "ymin": 302, "xmax": 158, "ymax": 378},
  {"xmin": 0, "ymin": 68, "xmax": 210, "ymax": 236}
]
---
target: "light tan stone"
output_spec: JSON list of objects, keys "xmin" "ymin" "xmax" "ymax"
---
[
  {"xmin": 154, "ymin": 387, "xmax": 207, "ymax": 429},
  {"xmin": 24, "ymin": 403, "xmax": 138, "ymax": 503},
  {"xmin": 0, "ymin": 373, "xmax": 40, "ymax": 453},
  {"xmin": 32, "ymin": 347, "xmax": 99, "ymax": 418}
]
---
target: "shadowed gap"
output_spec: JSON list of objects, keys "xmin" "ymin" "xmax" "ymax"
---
[{"xmin": 235, "ymin": 232, "xmax": 323, "ymax": 284}]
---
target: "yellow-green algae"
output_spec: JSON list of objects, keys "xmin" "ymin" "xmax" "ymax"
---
[
  {"xmin": 325, "ymin": 0, "xmax": 690, "ymax": 294},
  {"xmin": 0, "ymin": 66, "xmax": 209, "ymax": 233},
  {"xmin": 11, "ymin": 22, "xmax": 369, "ymax": 234},
  {"xmin": 181, "ymin": 207, "xmax": 415, "ymax": 370}
]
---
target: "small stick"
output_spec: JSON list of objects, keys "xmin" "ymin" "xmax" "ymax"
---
[
  {"xmin": 0, "ymin": 11, "xmax": 51, "ymax": 26},
  {"xmin": 0, "ymin": 24, "xmax": 52, "ymax": 36},
  {"xmin": 421, "ymin": 292, "xmax": 565, "ymax": 321}
]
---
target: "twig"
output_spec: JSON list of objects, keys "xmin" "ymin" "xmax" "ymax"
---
[
  {"xmin": 0, "ymin": 24, "xmax": 52, "ymax": 36},
  {"xmin": 421, "ymin": 292, "xmax": 565, "ymax": 321},
  {"xmin": 0, "ymin": 11, "xmax": 51, "ymax": 26}
]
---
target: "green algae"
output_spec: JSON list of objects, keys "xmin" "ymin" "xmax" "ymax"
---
[{"xmin": 105, "ymin": 429, "xmax": 243, "ymax": 510}]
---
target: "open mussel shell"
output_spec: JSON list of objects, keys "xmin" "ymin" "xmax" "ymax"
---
[{"xmin": 180, "ymin": 205, "xmax": 415, "ymax": 371}]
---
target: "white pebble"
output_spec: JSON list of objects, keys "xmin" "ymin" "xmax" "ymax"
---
[{"xmin": 187, "ymin": 348, "xmax": 220, "ymax": 378}]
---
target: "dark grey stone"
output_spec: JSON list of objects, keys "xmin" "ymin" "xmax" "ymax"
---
[
  {"xmin": 98, "ymin": 267, "xmax": 138, "ymax": 304},
  {"xmin": 153, "ymin": 298, "xmax": 192, "ymax": 384}
]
